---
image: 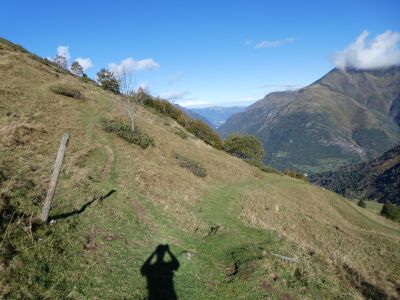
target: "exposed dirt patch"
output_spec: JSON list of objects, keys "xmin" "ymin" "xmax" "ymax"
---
[
  {"xmin": 101, "ymin": 144, "xmax": 114, "ymax": 182},
  {"xmin": 130, "ymin": 198, "xmax": 156, "ymax": 231}
]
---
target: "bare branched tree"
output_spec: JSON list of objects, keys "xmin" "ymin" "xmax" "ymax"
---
[{"xmin": 118, "ymin": 68, "xmax": 150, "ymax": 132}]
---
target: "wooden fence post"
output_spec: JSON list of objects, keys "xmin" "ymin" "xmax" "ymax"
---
[{"xmin": 41, "ymin": 133, "xmax": 70, "ymax": 222}]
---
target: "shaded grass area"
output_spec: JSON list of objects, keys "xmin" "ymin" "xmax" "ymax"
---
[{"xmin": 50, "ymin": 85, "xmax": 84, "ymax": 100}]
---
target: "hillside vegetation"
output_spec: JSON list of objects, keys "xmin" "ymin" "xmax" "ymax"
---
[
  {"xmin": 1, "ymin": 38, "xmax": 400, "ymax": 299},
  {"xmin": 218, "ymin": 68, "xmax": 400, "ymax": 173},
  {"xmin": 310, "ymin": 145, "xmax": 400, "ymax": 205}
]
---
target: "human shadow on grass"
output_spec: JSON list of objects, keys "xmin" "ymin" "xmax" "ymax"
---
[
  {"xmin": 141, "ymin": 244, "xmax": 180, "ymax": 300},
  {"xmin": 50, "ymin": 189, "xmax": 116, "ymax": 221}
]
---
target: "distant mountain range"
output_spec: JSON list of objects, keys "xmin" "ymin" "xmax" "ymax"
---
[
  {"xmin": 218, "ymin": 67, "xmax": 400, "ymax": 173},
  {"xmin": 189, "ymin": 106, "xmax": 247, "ymax": 128},
  {"xmin": 310, "ymin": 145, "xmax": 400, "ymax": 204}
]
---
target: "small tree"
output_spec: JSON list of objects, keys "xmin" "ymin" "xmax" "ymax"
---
[
  {"xmin": 54, "ymin": 54, "xmax": 68, "ymax": 69},
  {"xmin": 381, "ymin": 202, "xmax": 400, "ymax": 222},
  {"xmin": 96, "ymin": 68, "xmax": 120, "ymax": 94},
  {"xmin": 223, "ymin": 134, "xmax": 265, "ymax": 161},
  {"xmin": 71, "ymin": 61, "xmax": 84, "ymax": 76},
  {"xmin": 118, "ymin": 69, "xmax": 150, "ymax": 132},
  {"xmin": 357, "ymin": 199, "xmax": 367, "ymax": 208}
]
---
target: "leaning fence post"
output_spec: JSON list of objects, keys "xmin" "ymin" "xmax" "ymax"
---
[{"xmin": 41, "ymin": 133, "xmax": 70, "ymax": 222}]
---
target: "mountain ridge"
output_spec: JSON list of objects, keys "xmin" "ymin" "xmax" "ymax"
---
[{"xmin": 218, "ymin": 67, "xmax": 400, "ymax": 173}]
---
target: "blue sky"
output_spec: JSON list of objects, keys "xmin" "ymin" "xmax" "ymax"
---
[{"xmin": 1, "ymin": 0, "xmax": 400, "ymax": 107}]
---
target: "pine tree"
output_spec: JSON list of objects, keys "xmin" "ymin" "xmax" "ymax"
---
[{"xmin": 96, "ymin": 69, "xmax": 120, "ymax": 94}]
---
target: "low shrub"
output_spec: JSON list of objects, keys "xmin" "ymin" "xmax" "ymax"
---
[
  {"xmin": 79, "ymin": 74, "xmax": 97, "ymax": 84},
  {"xmin": 223, "ymin": 134, "xmax": 265, "ymax": 161},
  {"xmin": 174, "ymin": 127, "xmax": 188, "ymax": 139},
  {"xmin": 100, "ymin": 118, "xmax": 155, "ymax": 149},
  {"xmin": 175, "ymin": 153, "xmax": 207, "ymax": 177},
  {"xmin": 381, "ymin": 202, "xmax": 400, "ymax": 222},
  {"xmin": 357, "ymin": 199, "xmax": 367, "ymax": 208},
  {"xmin": 283, "ymin": 170, "xmax": 309, "ymax": 182},
  {"xmin": 50, "ymin": 85, "xmax": 83, "ymax": 100},
  {"xmin": 145, "ymin": 97, "xmax": 222, "ymax": 149},
  {"xmin": 185, "ymin": 119, "xmax": 222, "ymax": 149},
  {"xmin": 145, "ymin": 97, "xmax": 189, "ymax": 126},
  {"xmin": 244, "ymin": 159, "xmax": 281, "ymax": 175}
]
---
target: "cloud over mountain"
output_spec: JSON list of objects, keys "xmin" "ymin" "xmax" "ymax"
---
[{"xmin": 333, "ymin": 30, "xmax": 400, "ymax": 70}]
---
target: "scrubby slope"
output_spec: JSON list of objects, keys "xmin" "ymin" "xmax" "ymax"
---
[
  {"xmin": 310, "ymin": 145, "xmax": 400, "ymax": 204},
  {"xmin": 218, "ymin": 68, "xmax": 400, "ymax": 173},
  {"xmin": 1, "ymin": 38, "xmax": 400, "ymax": 299}
]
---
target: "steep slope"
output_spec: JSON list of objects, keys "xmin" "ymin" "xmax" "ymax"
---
[
  {"xmin": 218, "ymin": 68, "xmax": 400, "ymax": 173},
  {"xmin": 1, "ymin": 38, "xmax": 400, "ymax": 299},
  {"xmin": 310, "ymin": 145, "xmax": 400, "ymax": 204}
]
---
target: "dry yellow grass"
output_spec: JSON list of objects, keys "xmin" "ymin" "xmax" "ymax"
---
[
  {"xmin": 241, "ymin": 176, "xmax": 400, "ymax": 296},
  {"xmin": 1, "ymin": 38, "xmax": 400, "ymax": 299}
]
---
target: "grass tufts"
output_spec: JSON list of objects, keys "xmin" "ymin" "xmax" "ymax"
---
[
  {"xmin": 100, "ymin": 118, "xmax": 155, "ymax": 149},
  {"xmin": 50, "ymin": 85, "xmax": 83, "ymax": 100},
  {"xmin": 173, "ymin": 127, "xmax": 188, "ymax": 139},
  {"xmin": 175, "ymin": 153, "xmax": 207, "ymax": 177}
]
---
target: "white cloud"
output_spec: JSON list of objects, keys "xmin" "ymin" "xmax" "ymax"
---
[
  {"xmin": 255, "ymin": 37, "xmax": 296, "ymax": 49},
  {"xmin": 332, "ymin": 30, "xmax": 400, "ymax": 70},
  {"xmin": 244, "ymin": 40, "xmax": 253, "ymax": 46},
  {"xmin": 108, "ymin": 57, "xmax": 160, "ymax": 77},
  {"xmin": 75, "ymin": 57, "xmax": 93, "ymax": 71},
  {"xmin": 57, "ymin": 46, "xmax": 70, "ymax": 59},
  {"xmin": 159, "ymin": 91, "xmax": 190, "ymax": 100},
  {"xmin": 167, "ymin": 72, "xmax": 184, "ymax": 85},
  {"xmin": 177, "ymin": 99, "xmax": 212, "ymax": 107}
]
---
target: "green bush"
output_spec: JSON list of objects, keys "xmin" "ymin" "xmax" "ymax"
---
[
  {"xmin": 50, "ymin": 85, "xmax": 83, "ymax": 100},
  {"xmin": 244, "ymin": 159, "xmax": 281, "ymax": 175},
  {"xmin": 145, "ymin": 97, "xmax": 189, "ymax": 126},
  {"xmin": 80, "ymin": 74, "xmax": 97, "ymax": 84},
  {"xmin": 185, "ymin": 119, "xmax": 222, "ymax": 149},
  {"xmin": 381, "ymin": 202, "xmax": 400, "ymax": 222},
  {"xmin": 223, "ymin": 134, "xmax": 265, "ymax": 161},
  {"xmin": 145, "ymin": 97, "xmax": 222, "ymax": 149},
  {"xmin": 100, "ymin": 118, "xmax": 155, "ymax": 149},
  {"xmin": 283, "ymin": 170, "xmax": 309, "ymax": 182},
  {"xmin": 175, "ymin": 153, "xmax": 207, "ymax": 177},
  {"xmin": 357, "ymin": 199, "xmax": 367, "ymax": 208},
  {"xmin": 96, "ymin": 69, "xmax": 120, "ymax": 94}
]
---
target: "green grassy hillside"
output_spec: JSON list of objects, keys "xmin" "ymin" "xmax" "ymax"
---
[
  {"xmin": 1, "ymin": 38, "xmax": 400, "ymax": 299},
  {"xmin": 218, "ymin": 68, "xmax": 400, "ymax": 173}
]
